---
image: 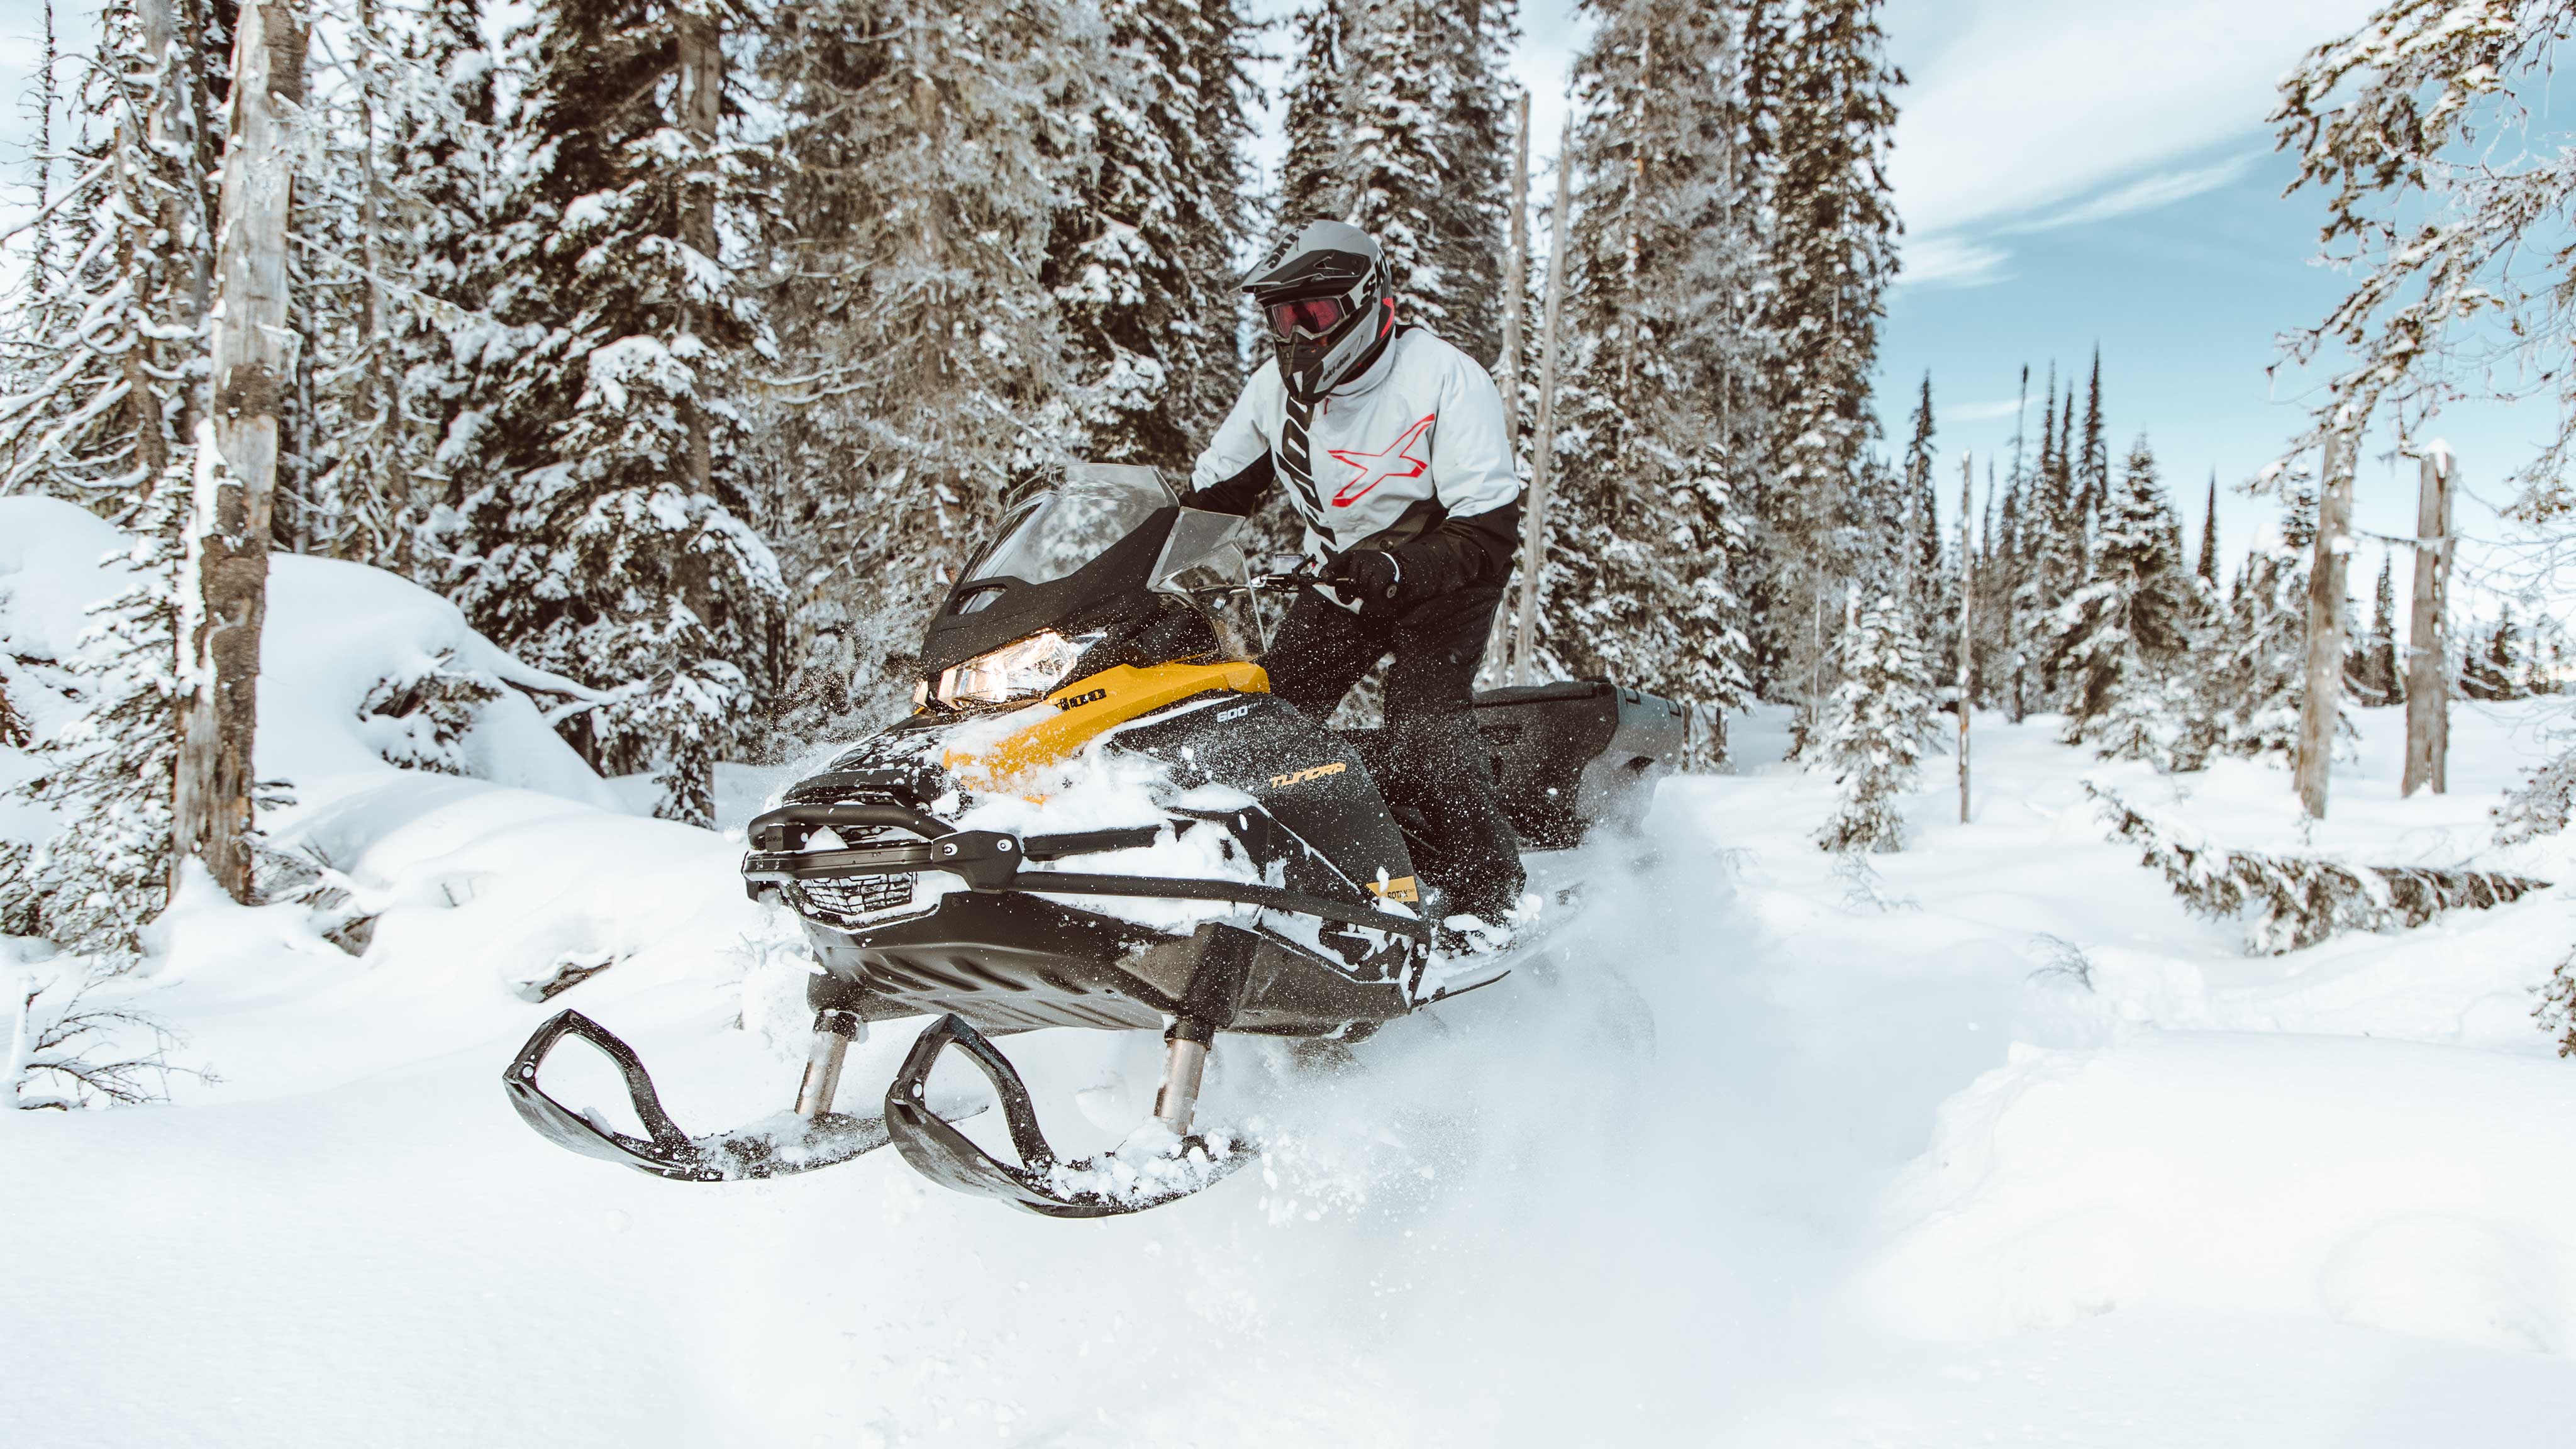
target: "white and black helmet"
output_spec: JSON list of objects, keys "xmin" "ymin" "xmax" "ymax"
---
[{"xmin": 1245, "ymin": 219, "xmax": 1396, "ymax": 402}]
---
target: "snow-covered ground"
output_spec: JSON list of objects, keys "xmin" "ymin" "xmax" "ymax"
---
[{"xmin": 9, "ymin": 518, "xmax": 2576, "ymax": 1444}]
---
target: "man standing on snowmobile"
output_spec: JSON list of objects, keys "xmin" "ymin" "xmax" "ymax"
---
[{"xmin": 1187, "ymin": 219, "xmax": 1526, "ymax": 941}]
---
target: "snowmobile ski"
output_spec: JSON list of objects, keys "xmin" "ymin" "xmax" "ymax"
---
[
  {"xmin": 502, "ymin": 1009, "xmax": 977, "ymax": 1182},
  {"xmin": 884, "ymin": 1014, "xmax": 1252, "ymax": 1218}
]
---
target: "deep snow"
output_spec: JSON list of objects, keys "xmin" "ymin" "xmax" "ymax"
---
[{"xmin": 8, "ymin": 518, "xmax": 2576, "ymax": 1444}]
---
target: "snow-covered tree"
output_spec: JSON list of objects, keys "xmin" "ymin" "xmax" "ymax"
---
[
  {"xmin": 0, "ymin": 0, "xmax": 222, "ymax": 513},
  {"xmin": 0, "ymin": 484, "xmax": 185, "ymax": 957},
  {"xmin": 1281, "ymin": 0, "xmax": 1514, "ymax": 364},
  {"xmin": 1818, "ymin": 589, "xmax": 1935, "ymax": 853},
  {"xmin": 284, "ymin": 0, "xmax": 504, "ymax": 572},
  {"xmin": 2351, "ymin": 553, "xmax": 2403, "ymax": 704},
  {"xmin": 1536, "ymin": 0, "xmax": 1763, "ymax": 715},
  {"xmin": 1043, "ymin": 0, "xmax": 1254, "ymax": 467},
  {"xmin": 1748, "ymin": 0, "xmax": 1899, "ymax": 707},
  {"xmin": 439, "ymin": 0, "xmax": 784, "ymax": 822},
  {"xmin": 2050, "ymin": 436, "xmax": 2196, "ymax": 762},
  {"xmin": 748, "ymin": 0, "xmax": 1105, "ymax": 731}
]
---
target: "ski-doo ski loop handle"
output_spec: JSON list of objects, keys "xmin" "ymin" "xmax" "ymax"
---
[
  {"xmin": 884, "ymin": 1013, "xmax": 1252, "ymax": 1218},
  {"xmin": 743, "ymin": 813, "xmax": 1435, "ymax": 945},
  {"xmin": 502, "ymin": 1008, "xmax": 965, "ymax": 1182}
]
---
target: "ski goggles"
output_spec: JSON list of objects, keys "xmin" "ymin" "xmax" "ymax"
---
[{"xmin": 1264, "ymin": 294, "xmax": 1354, "ymax": 340}]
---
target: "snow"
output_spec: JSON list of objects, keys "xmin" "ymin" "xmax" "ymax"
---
[{"xmin": 12, "ymin": 529, "xmax": 2576, "ymax": 1441}]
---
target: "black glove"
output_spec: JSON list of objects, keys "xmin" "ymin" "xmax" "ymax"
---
[{"xmin": 1320, "ymin": 548, "xmax": 1406, "ymax": 617}]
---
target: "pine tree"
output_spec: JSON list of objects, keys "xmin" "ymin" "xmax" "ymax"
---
[
  {"xmin": 284, "ymin": 0, "xmax": 504, "ymax": 573},
  {"xmin": 0, "ymin": 0, "xmax": 223, "ymax": 511},
  {"xmin": 1818, "ymin": 589, "xmax": 1935, "ymax": 853},
  {"xmin": 440, "ymin": 0, "xmax": 784, "ymax": 823},
  {"xmin": 2050, "ymin": 436, "xmax": 2196, "ymax": 763},
  {"xmin": 0, "ymin": 481, "xmax": 187, "ymax": 958},
  {"xmin": 1538, "ymin": 0, "xmax": 1765, "ymax": 714},
  {"xmin": 2357, "ymin": 553, "xmax": 2402, "ymax": 704},
  {"xmin": 1747, "ymin": 0, "xmax": 1900, "ymax": 709},
  {"xmin": 748, "ymin": 0, "xmax": 1106, "ymax": 730},
  {"xmin": 1280, "ymin": 0, "xmax": 1515, "ymax": 364},
  {"xmin": 2196, "ymin": 470, "xmax": 2221, "ymax": 588},
  {"xmin": 1044, "ymin": 0, "xmax": 1255, "ymax": 467},
  {"xmin": 2076, "ymin": 348, "xmax": 2107, "ymax": 541},
  {"xmin": 1898, "ymin": 372, "xmax": 1947, "ymax": 647}
]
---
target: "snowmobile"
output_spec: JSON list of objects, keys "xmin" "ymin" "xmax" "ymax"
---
[{"xmin": 503, "ymin": 464, "xmax": 1687, "ymax": 1216}]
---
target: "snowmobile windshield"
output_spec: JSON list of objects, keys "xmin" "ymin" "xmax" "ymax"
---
[{"xmin": 963, "ymin": 465, "xmax": 1181, "ymax": 588}]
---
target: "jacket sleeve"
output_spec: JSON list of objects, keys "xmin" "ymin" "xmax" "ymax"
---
[
  {"xmin": 1186, "ymin": 370, "xmax": 1277, "ymax": 517},
  {"xmin": 1387, "ymin": 346, "xmax": 1522, "ymax": 596}
]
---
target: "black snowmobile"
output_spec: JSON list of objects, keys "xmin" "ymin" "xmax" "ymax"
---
[{"xmin": 504, "ymin": 464, "xmax": 1687, "ymax": 1216}]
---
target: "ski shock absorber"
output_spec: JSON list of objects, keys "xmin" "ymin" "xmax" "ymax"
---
[
  {"xmin": 1152, "ymin": 1025, "xmax": 1212, "ymax": 1134},
  {"xmin": 795, "ymin": 1009, "xmax": 865, "ymax": 1118}
]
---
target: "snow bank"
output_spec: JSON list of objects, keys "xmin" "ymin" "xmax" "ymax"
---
[
  {"xmin": 0, "ymin": 495, "xmax": 618, "ymax": 815},
  {"xmin": 1871, "ymin": 1032, "xmax": 2576, "ymax": 1355}
]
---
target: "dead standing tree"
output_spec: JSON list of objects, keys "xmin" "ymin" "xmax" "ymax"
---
[
  {"xmin": 2402, "ymin": 443, "xmax": 2455, "ymax": 796},
  {"xmin": 2294, "ymin": 427, "xmax": 2356, "ymax": 819},
  {"xmin": 175, "ymin": 0, "xmax": 303, "ymax": 901}
]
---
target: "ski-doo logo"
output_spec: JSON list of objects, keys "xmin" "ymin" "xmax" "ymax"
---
[
  {"xmin": 1269, "ymin": 761, "xmax": 1347, "ymax": 789},
  {"xmin": 1054, "ymin": 688, "xmax": 1108, "ymax": 710}
]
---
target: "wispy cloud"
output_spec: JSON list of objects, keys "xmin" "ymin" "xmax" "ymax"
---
[
  {"xmin": 2014, "ymin": 155, "xmax": 2260, "ymax": 233},
  {"xmin": 1902, "ymin": 236, "xmax": 2012, "ymax": 289}
]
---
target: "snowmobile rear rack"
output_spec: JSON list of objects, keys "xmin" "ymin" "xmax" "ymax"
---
[
  {"xmin": 503, "ymin": 1008, "xmax": 930, "ymax": 1182},
  {"xmin": 741, "ymin": 806, "xmax": 1434, "ymax": 945}
]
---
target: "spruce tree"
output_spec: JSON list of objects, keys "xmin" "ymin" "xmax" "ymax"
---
[
  {"xmin": 1280, "ymin": 0, "xmax": 1515, "ymax": 364},
  {"xmin": 2196, "ymin": 470, "xmax": 2221, "ymax": 587},
  {"xmin": 749, "ymin": 0, "xmax": 1106, "ymax": 730},
  {"xmin": 1538, "ymin": 0, "xmax": 1766, "ymax": 714},
  {"xmin": 441, "ymin": 0, "xmax": 783, "ymax": 823},
  {"xmin": 2050, "ymin": 436, "xmax": 2196, "ymax": 762},
  {"xmin": 1747, "ymin": 0, "xmax": 1899, "ymax": 706},
  {"xmin": 1818, "ymin": 589, "xmax": 1936, "ymax": 853},
  {"xmin": 2077, "ymin": 348, "xmax": 2107, "ymax": 541},
  {"xmin": 0, "ymin": 484, "xmax": 187, "ymax": 958},
  {"xmin": 2360, "ymin": 555, "xmax": 2403, "ymax": 704},
  {"xmin": 1044, "ymin": 0, "xmax": 1256, "ymax": 467}
]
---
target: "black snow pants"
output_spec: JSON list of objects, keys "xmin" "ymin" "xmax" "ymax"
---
[{"xmin": 1262, "ymin": 584, "xmax": 1524, "ymax": 921}]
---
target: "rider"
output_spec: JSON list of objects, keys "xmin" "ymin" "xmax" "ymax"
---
[{"xmin": 1187, "ymin": 219, "xmax": 1526, "ymax": 940}]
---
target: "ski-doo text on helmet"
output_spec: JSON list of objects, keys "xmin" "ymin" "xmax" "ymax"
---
[{"xmin": 1246, "ymin": 219, "xmax": 1396, "ymax": 403}]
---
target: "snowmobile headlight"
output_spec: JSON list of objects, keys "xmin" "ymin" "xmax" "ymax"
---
[{"xmin": 934, "ymin": 630, "xmax": 1094, "ymax": 708}]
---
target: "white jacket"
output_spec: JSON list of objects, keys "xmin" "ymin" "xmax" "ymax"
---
[{"xmin": 1188, "ymin": 328, "xmax": 1520, "ymax": 557}]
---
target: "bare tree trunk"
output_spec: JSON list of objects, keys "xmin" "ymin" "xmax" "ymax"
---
[
  {"xmin": 2402, "ymin": 445, "xmax": 2455, "ymax": 796},
  {"xmin": 1496, "ymin": 91, "xmax": 1529, "ymax": 446},
  {"xmin": 1511, "ymin": 125, "xmax": 1574, "ymax": 687},
  {"xmin": 174, "ymin": 0, "xmax": 302, "ymax": 902},
  {"xmin": 675, "ymin": 8, "xmax": 723, "ymax": 497},
  {"xmin": 2294, "ymin": 429, "xmax": 2355, "ymax": 819},
  {"xmin": 1479, "ymin": 91, "xmax": 1531, "ymax": 684},
  {"xmin": 1957, "ymin": 450, "xmax": 1974, "ymax": 823}
]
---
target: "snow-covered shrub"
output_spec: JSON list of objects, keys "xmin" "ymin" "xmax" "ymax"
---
[
  {"xmin": 2089, "ymin": 782, "xmax": 2550, "ymax": 955},
  {"xmin": 2495, "ymin": 747, "xmax": 2576, "ymax": 847},
  {"xmin": 1818, "ymin": 592, "xmax": 1937, "ymax": 853},
  {"xmin": 5, "ymin": 951, "xmax": 184, "ymax": 1109},
  {"xmin": 358, "ymin": 651, "xmax": 504, "ymax": 775},
  {"xmin": 2533, "ymin": 946, "xmax": 2576, "ymax": 1058}
]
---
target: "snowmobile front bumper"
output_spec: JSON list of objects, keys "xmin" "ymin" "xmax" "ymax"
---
[{"xmin": 502, "ymin": 1008, "xmax": 945, "ymax": 1182}]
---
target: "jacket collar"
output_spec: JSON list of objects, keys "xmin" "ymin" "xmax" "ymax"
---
[{"xmin": 1324, "ymin": 326, "xmax": 1406, "ymax": 402}]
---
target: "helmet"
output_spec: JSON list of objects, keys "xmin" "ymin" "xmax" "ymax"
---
[{"xmin": 1245, "ymin": 220, "xmax": 1395, "ymax": 402}]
